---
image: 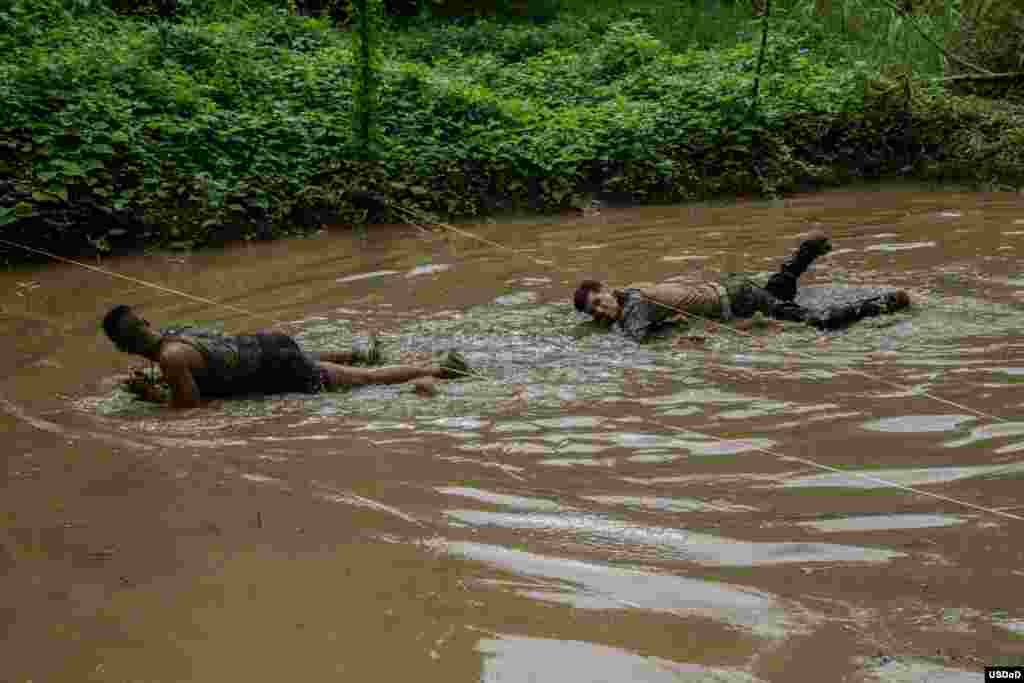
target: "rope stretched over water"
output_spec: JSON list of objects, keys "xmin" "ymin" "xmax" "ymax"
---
[
  {"xmin": 0, "ymin": 238, "xmax": 485, "ymax": 380},
  {"xmin": 0, "ymin": 239, "xmax": 294, "ymax": 329},
  {"xmin": 2, "ymin": 221, "xmax": 1020, "ymax": 522},
  {"xmin": 385, "ymin": 201, "xmax": 1024, "ymax": 524},
  {"xmin": 387, "ymin": 203, "xmax": 1008, "ymax": 424},
  {"xmin": 644, "ymin": 417, "xmax": 1024, "ymax": 523}
]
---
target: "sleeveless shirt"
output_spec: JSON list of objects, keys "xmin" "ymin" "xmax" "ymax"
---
[{"xmin": 159, "ymin": 327, "xmax": 323, "ymax": 397}]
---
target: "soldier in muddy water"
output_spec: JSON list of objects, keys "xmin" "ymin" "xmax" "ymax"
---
[
  {"xmin": 103, "ymin": 304, "xmax": 471, "ymax": 408},
  {"xmin": 574, "ymin": 232, "xmax": 912, "ymax": 341}
]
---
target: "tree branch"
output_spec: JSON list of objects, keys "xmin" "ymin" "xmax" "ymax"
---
[
  {"xmin": 930, "ymin": 72, "xmax": 1024, "ymax": 82},
  {"xmin": 748, "ymin": 0, "xmax": 772, "ymax": 116},
  {"xmin": 875, "ymin": 0, "xmax": 993, "ymax": 75}
]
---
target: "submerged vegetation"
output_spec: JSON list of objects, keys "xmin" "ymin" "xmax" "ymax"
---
[{"xmin": 1, "ymin": 0, "xmax": 1022, "ymax": 259}]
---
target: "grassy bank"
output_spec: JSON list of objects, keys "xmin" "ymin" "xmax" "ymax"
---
[{"xmin": 1, "ymin": 0, "xmax": 1023, "ymax": 261}]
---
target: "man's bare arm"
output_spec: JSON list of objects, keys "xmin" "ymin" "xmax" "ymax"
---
[{"xmin": 158, "ymin": 345, "xmax": 202, "ymax": 409}]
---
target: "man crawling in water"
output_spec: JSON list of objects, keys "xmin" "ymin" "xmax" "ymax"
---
[
  {"xmin": 103, "ymin": 305, "xmax": 470, "ymax": 408},
  {"xmin": 573, "ymin": 233, "xmax": 911, "ymax": 342}
]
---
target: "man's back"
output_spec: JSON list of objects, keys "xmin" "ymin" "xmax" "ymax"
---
[{"xmin": 160, "ymin": 327, "xmax": 321, "ymax": 397}]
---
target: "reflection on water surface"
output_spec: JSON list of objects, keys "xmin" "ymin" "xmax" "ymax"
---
[{"xmin": 3, "ymin": 186, "xmax": 1024, "ymax": 681}]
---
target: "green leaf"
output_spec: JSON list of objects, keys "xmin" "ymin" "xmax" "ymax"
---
[
  {"xmin": 60, "ymin": 161, "xmax": 85, "ymax": 177},
  {"xmin": 0, "ymin": 206, "xmax": 16, "ymax": 226},
  {"xmin": 31, "ymin": 190, "xmax": 62, "ymax": 203},
  {"xmin": 46, "ymin": 184, "xmax": 69, "ymax": 201},
  {"xmin": 14, "ymin": 202, "xmax": 35, "ymax": 218}
]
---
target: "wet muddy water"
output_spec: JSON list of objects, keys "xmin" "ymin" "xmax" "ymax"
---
[{"xmin": 3, "ymin": 186, "xmax": 1024, "ymax": 682}]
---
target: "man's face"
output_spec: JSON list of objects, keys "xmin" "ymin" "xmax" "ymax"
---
[
  {"xmin": 122, "ymin": 313, "xmax": 152, "ymax": 337},
  {"xmin": 587, "ymin": 290, "xmax": 621, "ymax": 324},
  {"xmin": 117, "ymin": 312, "xmax": 156, "ymax": 354}
]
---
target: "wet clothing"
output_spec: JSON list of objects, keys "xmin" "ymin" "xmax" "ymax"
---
[
  {"xmin": 612, "ymin": 288, "xmax": 669, "ymax": 341},
  {"xmin": 719, "ymin": 274, "xmax": 793, "ymax": 318},
  {"xmin": 613, "ymin": 275, "xmax": 797, "ymax": 341},
  {"xmin": 606, "ymin": 233, "xmax": 912, "ymax": 341},
  {"xmin": 613, "ymin": 285, "xmax": 719, "ymax": 341},
  {"xmin": 793, "ymin": 286, "xmax": 911, "ymax": 330},
  {"xmin": 613, "ymin": 277, "xmax": 908, "ymax": 341},
  {"xmin": 658, "ymin": 282, "xmax": 733, "ymax": 320},
  {"xmin": 159, "ymin": 327, "xmax": 324, "ymax": 397}
]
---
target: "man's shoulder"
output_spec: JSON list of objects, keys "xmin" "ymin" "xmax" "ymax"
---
[{"xmin": 156, "ymin": 339, "xmax": 205, "ymax": 368}]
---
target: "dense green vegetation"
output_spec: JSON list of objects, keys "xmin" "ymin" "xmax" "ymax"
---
[{"xmin": 1, "ymin": 0, "xmax": 1022, "ymax": 259}]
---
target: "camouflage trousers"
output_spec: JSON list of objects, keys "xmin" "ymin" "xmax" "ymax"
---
[
  {"xmin": 718, "ymin": 274, "xmax": 909, "ymax": 329},
  {"xmin": 718, "ymin": 274, "xmax": 803, "ymax": 320}
]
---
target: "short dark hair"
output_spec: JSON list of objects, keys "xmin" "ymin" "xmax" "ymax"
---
[
  {"xmin": 102, "ymin": 304, "xmax": 147, "ymax": 352},
  {"xmin": 573, "ymin": 280, "xmax": 604, "ymax": 313}
]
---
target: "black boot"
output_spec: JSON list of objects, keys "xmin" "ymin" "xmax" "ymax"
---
[
  {"xmin": 808, "ymin": 290, "xmax": 911, "ymax": 330},
  {"xmin": 764, "ymin": 232, "xmax": 832, "ymax": 301}
]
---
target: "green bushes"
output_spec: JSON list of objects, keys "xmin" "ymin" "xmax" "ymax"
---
[
  {"xmin": 0, "ymin": 8, "xmax": 358, "ymax": 253},
  {"xmin": 393, "ymin": 17, "xmax": 594, "ymax": 64},
  {"xmin": 2, "ymin": 0, "xmax": 1023, "ymax": 261}
]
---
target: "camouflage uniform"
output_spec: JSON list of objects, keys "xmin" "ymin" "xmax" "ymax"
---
[
  {"xmin": 613, "ymin": 276, "xmax": 909, "ymax": 342},
  {"xmin": 609, "ymin": 234, "xmax": 907, "ymax": 341},
  {"xmin": 613, "ymin": 275, "xmax": 802, "ymax": 342}
]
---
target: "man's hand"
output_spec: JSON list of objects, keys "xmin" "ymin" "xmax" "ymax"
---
[{"xmin": 121, "ymin": 369, "xmax": 171, "ymax": 403}]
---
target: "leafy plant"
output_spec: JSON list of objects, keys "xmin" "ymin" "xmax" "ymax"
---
[{"xmin": 2, "ymin": 0, "xmax": 1023, "ymax": 263}]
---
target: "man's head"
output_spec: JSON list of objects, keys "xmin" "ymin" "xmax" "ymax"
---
[
  {"xmin": 573, "ymin": 280, "xmax": 622, "ymax": 324},
  {"xmin": 102, "ymin": 305, "xmax": 160, "ymax": 356}
]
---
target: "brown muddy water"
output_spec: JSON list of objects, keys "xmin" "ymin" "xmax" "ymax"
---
[{"xmin": 2, "ymin": 185, "xmax": 1024, "ymax": 682}]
